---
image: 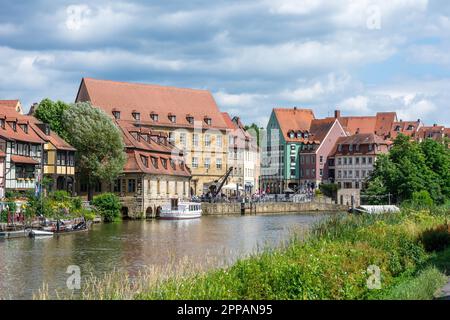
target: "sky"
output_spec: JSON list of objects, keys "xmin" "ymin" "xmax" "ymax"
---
[{"xmin": 0, "ymin": 0, "xmax": 449, "ymax": 127}]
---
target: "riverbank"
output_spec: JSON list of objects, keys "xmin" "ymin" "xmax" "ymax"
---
[
  {"xmin": 34, "ymin": 207, "xmax": 449, "ymax": 300},
  {"xmin": 202, "ymin": 198, "xmax": 347, "ymax": 216}
]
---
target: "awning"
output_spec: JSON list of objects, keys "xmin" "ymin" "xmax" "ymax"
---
[
  {"xmin": 222, "ymin": 183, "xmax": 244, "ymax": 191},
  {"xmin": 11, "ymin": 155, "xmax": 39, "ymax": 165}
]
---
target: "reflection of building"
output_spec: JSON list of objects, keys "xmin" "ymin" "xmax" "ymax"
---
[
  {"xmin": 75, "ymin": 78, "xmax": 229, "ymax": 196},
  {"xmin": 221, "ymin": 113, "xmax": 259, "ymax": 194},
  {"xmin": 30, "ymin": 123, "xmax": 76, "ymax": 194}
]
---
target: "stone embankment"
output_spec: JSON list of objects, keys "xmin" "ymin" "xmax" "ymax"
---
[{"xmin": 202, "ymin": 198, "xmax": 347, "ymax": 216}]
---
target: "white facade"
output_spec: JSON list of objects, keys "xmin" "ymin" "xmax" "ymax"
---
[{"xmin": 334, "ymin": 155, "xmax": 376, "ymax": 190}]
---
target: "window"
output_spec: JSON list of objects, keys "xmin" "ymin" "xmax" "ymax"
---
[
  {"xmin": 356, "ymin": 170, "xmax": 360, "ymax": 178},
  {"xmin": 355, "ymin": 181, "xmax": 360, "ymax": 189},
  {"xmin": 112, "ymin": 111, "xmax": 121, "ymax": 119},
  {"xmin": 168, "ymin": 114, "xmax": 176, "ymax": 123},
  {"xmin": 20, "ymin": 124, "xmax": 28, "ymax": 133},
  {"xmin": 362, "ymin": 157, "xmax": 366, "ymax": 164},
  {"xmin": 320, "ymin": 156, "xmax": 323, "ymax": 163},
  {"xmin": 68, "ymin": 152, "xmax": 75, "ymax": 166},
  {"xmin": 15, "ymin": 165, "xmax": 35, "ymax": 179},
  {"xmin": 187, "ymin": 116, "xmax": 194, "ymax": 124},
  {"xmin": 205, "ymin": 117, "xmax": 212, "ymax": 125},
  {"xmin": 320, "ymin": 169, "xmax": 323, "ymax": 176},
  {"xmin": 305, "ymin": 156, "xmax": 310, "ymax": 164},
  {"xmin": 289, "ymin": 131, "xmax": 295, "ymax": 139},
  {"xmin": 349, "ymin": 157, "xmax": 353, "ymax": 165},
  {"xmin": 113, "ymin": 179, "xmax": 121, "ymax": 193},
  {"xmin": 368, "ymin": 144, "xmax": 373, "ymax": 151},
  {"xmin": 57, "ymin": 151, "xmax": 66, "ymax": 166},
  {"xmin": 161, "ymin": 158, "xmax": 168, "ymax": 169},
  {"xmin": 216, "ymin": 158, "xmax": 222, "ymax": 169},
  {"xmin": 344, "ymin": 157, "xmax": 347, "ymax": 165},
  {"xmin": 337, "ymin": 157, "xmax": 342, "ymax": 165},
  {"xmin": 216, "ymin": 135, "xmax": 222, "ymax": 148},
  {"xmin": 356, "ymin": 144, "xmax": 360, "ymax": 152},
  {"xmin": 306, "ymin": 169, "xmax": 310, "ymax": 177},
  {"xmin": 368, "ymin": 157, "xmax": 373, "ymax": 164},
  {"xmin": 338, "ymin": 144, "xmax": 342, "ymax": 152},
  {"xmin": 407, "ymin": 125, "xmax": 414, "ymax": 131},
  {"xmin": 132, "ymin": 112, "xmax": 140, "ymax": 121},
  {"xmin": 204, "ymin": 134, "xmax": 211, "ymax": 147},
  {"xmin": 312, "ymin": 169, "xmax": 316, "ymax": 176},
  {"xmin": 151, "ymin": 157, "xmax": 158, "ymax": 168},
  {"xmin": 349, "ymin": 144, "xmax": 353, "ymax": 151},
  {"xmin": 291, "ymin": 169, "xmax": 296, "ymax": 176},
  {"xmin": 180, "ymin": 133, "xmax": 187, "ymax": 147},
  {"xmin": 150, "ymin": 113, "xmax": 159, "ymax": 122},
  {"xmin": 140, "ymin": 155, "xmax": 148, "ymax": 167},
  {"xmin": 43, "ymin": 151, "xmax": 49, "ymax": 165},
  {"xmin": 0, "ymin": 119, "xmax": 4, "ymax": 129},
  {"xmin": 128, "ymin": 179, "xmax": 136, "ymax": 193},
  {"xmin": 395, "ymin": 125, "xmax": 401, "ymax": 131},
  {"xmin": 311, "ymin": 156, "xmax": 315, "ymax": 164},
  {"xmin": 356, "ymin": 157, "xmax": 360, "ymax": 165},
  {"xmin": 170, "ymin": 159, "xmax": 176, "ymax": 170},
  {"xmin": 192, "ymin": 157, "xmax": 198, "ymax": 168},
  {"xmin": 193, "ymin": 134, "xmax": 199, "ymax": 147},
  {"xmin": 204, "ymin": 158, "xmax": 210, "ymax": 169},
  {"xmin": 343, "ymin": 170, "xmax": 347, "ymax": 178},
  {"xmin": 337, "ymin": 170, "xmax": 342, "ymax": 178}
]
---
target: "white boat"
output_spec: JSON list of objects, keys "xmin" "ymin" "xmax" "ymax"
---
[
  {"xmin": 159, "ymin": 199, "xmax": 202, "ymax": 220},
  {"xmin": 28, "ymin": 229, "xmax": 54, "ymax": 238}
]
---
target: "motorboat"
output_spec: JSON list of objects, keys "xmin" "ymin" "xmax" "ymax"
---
[{"xmin": 159, "ymin": 198, "xmax": 202, "ymax": 220}]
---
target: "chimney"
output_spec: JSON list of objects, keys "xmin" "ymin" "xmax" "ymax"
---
[
  {"xmin": 433, "ymin": 123, "xmax": 437, "ymax": 127},
  {"xmin": 293, "ymin": 107, "xmax": 297, "ymax": 111},
  {"xmin": 334, "ymin": 110, "xmax": 341, "ymax": 118}
]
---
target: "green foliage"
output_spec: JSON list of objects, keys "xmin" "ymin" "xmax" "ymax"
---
[
  {"xmin": 362, "ymin": 176, "xmax": 388, "ymax": 205},
  {"xmin": 62, "ymin": 102, "xmax": 126, "ymax": 191},
  {"xmin": 0, "ymin": 210, "xmax": 7, "ymax": 222},
  {"xmin": 412, "ymin": 190, "xmax": 434, "ymax": 207},
  {"xmin": 364, "ymin": 134, "xmax": 450, "ymax": 204},
  {"xmin": 420, "ymin": 224, "xmax": 450, "ymax": 252},
  {"xmin": 92, "ymin": 193, "xmax": 121, "ymax": 222},
  {"xmin": 135, "ymin": 209, "xmax": 450, "ymax": 300},
  {"xmin": 33, "ymin": 99, "xmax": 71, "ymax": 140},
  {"xmin": 244, "ymin": 123, "xmax": 261, "ymax": 147},
  {"xmin": 319, "ymin": 183, "xmax": 339, "ymax": 198}
]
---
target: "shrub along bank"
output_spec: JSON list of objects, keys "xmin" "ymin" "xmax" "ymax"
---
[{"xmin": 136, "ymin": 208, "xmax": 449, "ymax": 300}]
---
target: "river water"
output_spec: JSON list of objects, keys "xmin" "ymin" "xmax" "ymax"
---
[{"xmin": 0, "ymin": 213, "xmax": 330, "ymax": 299}]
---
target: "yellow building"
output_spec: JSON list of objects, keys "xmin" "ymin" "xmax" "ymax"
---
[
  {"xmin": 75, "ymin": 78, "xmax": 230, "ymax": 195},
  {"xmin": 30, "ymin": 122, "xmax": 76, "ymax": 193}
]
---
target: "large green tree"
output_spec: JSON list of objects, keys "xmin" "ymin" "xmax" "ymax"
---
[
  {"xmin": 364, "ymin": 134, "xmax": 449, "ymax": 204},
  {"xmin": 244, "ymin": 123, "xmax": 261, "ymax": 147},
  {"xmin": 62, "ymin": 102, "xmax": 126, "ymax": 201},
  {"xmin": 33, "ymin": 99, "xmax": 71, "ymax": 140}
]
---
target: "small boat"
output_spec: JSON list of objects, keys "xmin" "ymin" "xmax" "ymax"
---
[
  {"xmin": 159, "ymin": 198, "xmax": 202, "ymax": 220},
  {"xmin": 28, "ymin": 229, "xmax": 54, "ymax": 238}
]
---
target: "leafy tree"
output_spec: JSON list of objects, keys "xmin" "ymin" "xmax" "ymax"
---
[
  {"xmin": 411, "ymin": 190, "xmax": 434, "ymax": 207},
  {"xmin": 365, "ymin": 134, "xmax": 447, "ymax": 204},
  {"xmin": 62, "ymin": 102, "xmax": 126, "ymax": 201},
  {"xmin": 92, "ymin": 193, "xmax": 121, "ymax": 222},
  {"xmin": 362, "ymin": 176, "xmax": 388, "ymax": 205},
  {"xmin": 420, "ymin": 138, "xmax": 450, "ymax": 199},
  {"xmin": 245, "ymin": 123, "xmax": 261, "ymax": 147},
  {"xmin": 33, "ymin": 99, "xmax": 71, "ymax": 140}
]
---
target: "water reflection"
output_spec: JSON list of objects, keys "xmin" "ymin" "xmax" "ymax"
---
[{"xmin": 0, "ymin": 213, "xmax": 328, "ymax": 299}]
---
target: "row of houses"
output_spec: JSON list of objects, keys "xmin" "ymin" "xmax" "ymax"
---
[
  {"xmin": 260, "ymin": 108, "xmax": 450, "ymax": 204},
  {"xmin": 1, "ymin": 78, "xmax": 260, "ymax": 218}
]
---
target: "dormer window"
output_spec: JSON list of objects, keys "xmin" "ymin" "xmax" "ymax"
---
[
  {"xmin": 9, "ymin": 122, "xmax": 16, "ymax": 132},
  {"xmin": 186, "ymin": 115, "xmax": 194, "ymax": 124},
  {"xmin": 0, "ymin": 119, "xmax": 4, "ymax": 129},
  {"xmin": 168, "ymin": 114, "xmax": 176, "ymax": 123},
  {"xmin": 151, "ymin": 157, "xmax": 158, "ymax": 168},
  {"xmin": 288, "ymin": 131, "xmax": 295, "ymax": 139},
  {"xmin": 204, "ymin": 116, "xmax": 212, "ymax": 125},
  {"xmin": 407, "ymin": 125, "xmax": 414, "ymax": 131},
  {"xmin": 19, "ymin": 124, "xmax": 28, "ymax": 134},
  {"xmin": 170, "ymin": 159, "xmax": 176, "ymax": 170},
  {"xmin": 140, "ymin": 155, "xmax": 148, "ymax": 167},
  {"xmin": 338, "ymin": 144, "xmax": 342, "ymax": 152},
  {"xmin": 150, "ymin": 112, "xmax": 159, "ymax": 122},
  {"xmin": 45, "ymin": 125, "xmax": 50, "ymax": 135},
  {"xmin": 395, "ymin": 125, "xmax": 401, "ymax": 132},
  {"xmin": 368, "ymin": 144, "xmax": 373, "ymax": 151},
  {"xmin": 161, "ymin": 158, "xmax": 168, "ymax": 169},
  {"xmin": 303, "ymin": 132, "xmax": 309, "ymax": 139},
  {"xmin": 131, "ymin": 132, "xmax": 139, "ymax": 140},
  {"xmin": 112, "ymin": 111, "xmax": 121, "ymax": 120},
  {"xmin": 132, "ymin": 112, "xmax": 140, "ymax": 121}
]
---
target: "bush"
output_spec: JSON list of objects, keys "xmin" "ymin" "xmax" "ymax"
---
[
  {"xmin": 420, "ymin": 224, "xmax": 450, "ymax": 252},
  {"xmin": 412, "ymin": 191, "xmax": 434, "ymax": 208},
  {"xmin": 92, "ymin": 193, "xmax": 121, "ymax": 222}
]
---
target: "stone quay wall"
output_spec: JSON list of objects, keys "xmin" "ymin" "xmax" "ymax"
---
[{"xmin": 202, "ymin": 199, "xmax": 348, "ymax": 216}]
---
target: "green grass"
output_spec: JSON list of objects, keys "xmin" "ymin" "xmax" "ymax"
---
[{"xmin": 35, "ymin": 208, "xmax": 450, "ymax": 300}]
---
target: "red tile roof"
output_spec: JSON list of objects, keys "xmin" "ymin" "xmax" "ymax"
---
[
  {"xmin": 76, "ymin": 78, "xmax": 228, "ymax": 130},
  {"xmin": 333, "ymin": 112, "xmax": 397, "ymax": 137},
  {"xmin": 389, "ymin": 120, "xmax": 421, "ymax": 139},
  {"xmin": 331, "ymin": 133, "xmax": 390, "ymax": 156},
  {"xmin": 307, "ymin": 118, "xmax": 336, "ymax": 144},
  {"xmin": 273, "ymin": 108, "xmax": 315, "ymax": 142},
  {"xmin": 10, "ymin": 155, "xmax": 39, "ymax": 165}
]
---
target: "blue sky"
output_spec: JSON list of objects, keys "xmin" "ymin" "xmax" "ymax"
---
[{"xmin": 0, "ymin": 0, "xmax": 449, "ymax": 127}]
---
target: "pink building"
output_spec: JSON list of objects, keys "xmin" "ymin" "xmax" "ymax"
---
[{"xmin": 298, "ymin": 116, "xmax": 347, "ymax": 189}]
